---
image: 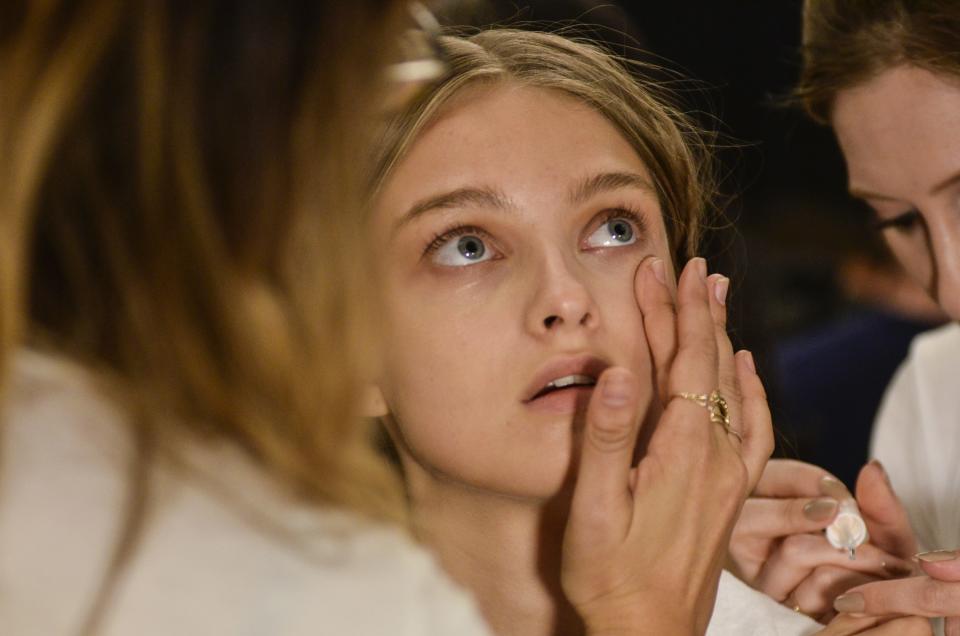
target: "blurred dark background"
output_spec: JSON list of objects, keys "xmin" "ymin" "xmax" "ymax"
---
[{"xmin": 432, "ymin": 0, "xmax": 947, "ymax": 487}]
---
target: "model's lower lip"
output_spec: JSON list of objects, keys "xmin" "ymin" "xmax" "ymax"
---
[{"xmin": 524, "ymin": 385, "xmax": 595, "ymax": 414}]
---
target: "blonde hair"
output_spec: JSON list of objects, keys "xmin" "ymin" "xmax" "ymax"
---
[
  {"xmin": 370, "ymin": 29, "xmax": 719, "ymax": 264},
  {"xmin": 798, "ymin": 0, "xmax": 960, "ymax": 123},
  {"xmin": 0, "ymin": 0, "xmax": 407, "ymax": 601}
]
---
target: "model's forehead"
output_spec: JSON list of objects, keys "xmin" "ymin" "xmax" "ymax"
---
[{"xmin": 389, "ymin": 83, "xmax": 652, "ymax": 197}]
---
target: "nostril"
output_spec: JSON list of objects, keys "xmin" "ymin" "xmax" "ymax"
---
[{"xmin": 543, "ymin": 315, "xmax": 560, "ymax": 329}]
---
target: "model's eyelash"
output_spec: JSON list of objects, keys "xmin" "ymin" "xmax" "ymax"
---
[
  {"xmin": 872, "ymin": 209, "xmax": 921, "ymax": 231},
  {"xmin": 423, "ymin": 224, "xmax": 488, "ymax": 257}
]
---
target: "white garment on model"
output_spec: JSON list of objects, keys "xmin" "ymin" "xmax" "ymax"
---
[
  {"xmin": 0, "ymin": 349, "xmax": 491, "ymax": 636},
  {"xmin": 709, "ymin": 570, "xmax": 820, "ymax": 636},
  {"xmin": 871, "ymin": 322, "xmax": 960, "ymax": 553}
]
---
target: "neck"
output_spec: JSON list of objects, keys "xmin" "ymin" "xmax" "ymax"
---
[{"xmin": 407, "ymin": 470, "xmax": 583, "ymax": 636}]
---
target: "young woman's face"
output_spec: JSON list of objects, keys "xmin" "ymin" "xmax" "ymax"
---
[
  {"xmin": 833, "ymin": 65, "xmax": 960, "ymax": 320},
  {"xmin": 370, "ymin": 85, "xmax": 673, "ymax": 500}
]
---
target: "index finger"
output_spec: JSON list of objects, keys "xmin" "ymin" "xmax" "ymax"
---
[
  {"xmin": 666, "ymin": 257, "xmax": 719, "ymax": 408},
  {"xmin": 754, "ymin": 459, "xmax": 838, "ymax": 498},
  {"xmin": 735, "ymin": 495, "xmax": 838, "ymax": 539},
  {"xmin": 635, "ymin": 255, "xmax": 676, "ymax": 405},
  {"xmin": 837, "ymin": 576, "xmax": 960, "ymax": 618}
]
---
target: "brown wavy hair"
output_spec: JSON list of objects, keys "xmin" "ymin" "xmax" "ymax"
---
[
  {"xmin": 0, "ymin": 3, "xmax": 409, "ymax": 624},
  {"xmin": 797, "ymin": 0, "xmax": 960, "ymax": 123}
]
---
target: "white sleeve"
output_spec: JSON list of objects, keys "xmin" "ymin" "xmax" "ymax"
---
[
  {"xmin": 870, "ymin": 354, "xmax": 936, "ymax": 550},
  {"xmin": 870, "ymin": 325, "xmax": 960, "ymax": 553}
]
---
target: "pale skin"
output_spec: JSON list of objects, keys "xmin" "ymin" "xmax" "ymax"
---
[
  {"xmin": 368, "ymin": 82, "xmax": 923, "ymax": 635},
  {"xmin": 730, "ymin": 64, "xmax": 960, "ymax": 634}
]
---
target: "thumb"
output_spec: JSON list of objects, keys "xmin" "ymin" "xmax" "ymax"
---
[
  {"xmin": 856, "ymin": 460, "xmax": 917, "ymax": 558},
  {"xmin": 568, "ymin": 367, "xmax": 646, "ymax": 545}
]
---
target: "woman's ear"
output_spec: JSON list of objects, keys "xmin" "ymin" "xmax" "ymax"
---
[{"xmin": 360, "ymin": 385, "xmax": 389, "ymax": 418}]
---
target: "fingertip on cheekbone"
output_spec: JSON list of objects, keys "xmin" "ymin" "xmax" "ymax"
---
[{"xmin": 649, "ymin": 257, "xmax": 666, "ymax": 286}]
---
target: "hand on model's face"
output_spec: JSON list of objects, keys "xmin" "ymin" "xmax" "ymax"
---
[
  {"xmin": 370, "ymin": 84, "xmax": 673, "ymax": 499},
  {"xmin": 833, "ymin": 65, "xmax": 960, "ymax": 321},
  {"xmin": 561, "ymin": 256, "xmax": 774, "ymax": 635}
]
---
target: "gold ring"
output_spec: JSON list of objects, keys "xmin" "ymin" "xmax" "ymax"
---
[{"xmin": 673, "ymin": 390, "xmax": 742, "ymax": 442}]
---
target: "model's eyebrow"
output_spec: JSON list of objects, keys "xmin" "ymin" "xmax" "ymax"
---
[
  {"xmin": 391, "ymin": 171, "xmax": 654, "ymax": 236},
  {"xmin": 569, "ymin": 171, "xmax": 656, "ymax": 206},
  {"xmin": 851, "ymin": 168, "xmax": 960, "ymax": 201},
  {"xmin": 393, "ymin": 186, "xmax": 515, "ymax": 235}
]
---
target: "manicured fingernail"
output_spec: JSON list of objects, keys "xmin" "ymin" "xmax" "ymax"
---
[
  {"xmin": 601, "ymin": 369, "xmax": 633, "ymax": 407},
  {"xmin": 713, "ymin": 276, "xmax": 729, "ymax": 306},
  {"xmin": 803, "ymin": 497, "xmax": 838, "ymax": 522},
  {"xmin": 739, "ymin": 350, "xmax": 756, "ymax": 374},
  {"xmin": 834, "ymin": 593, "xmax": 865, "ymax": 614},
  {"xmin": 693, "ymin": 257, "xmax": 707, "ymax": 281},
  {"xmin": 819, "ymin": 475, "xmax": 851, "ymax": 499},
  {"xmin": 650, "ymin": 257, "xmax": 666, "ymax": 285},
  {"xmin": 916, "ymin": 550, "xmax": 958, "ymax": 563}
]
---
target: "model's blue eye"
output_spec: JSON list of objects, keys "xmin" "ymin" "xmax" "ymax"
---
[
  {"xmin": 433, "ymin": 234, "xmax": 492, "ymax": 266},
  {"xmin": 585, "ymin": 217, "xmax": 637, "ymax": 248}
]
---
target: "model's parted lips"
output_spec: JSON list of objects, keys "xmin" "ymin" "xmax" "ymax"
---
[{"xmin": 523, "ymin": 354, "xmax": 611, "ymax": 403}]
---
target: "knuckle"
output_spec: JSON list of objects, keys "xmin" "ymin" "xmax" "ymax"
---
[
  {"xmin": 659, "ymin": 298, "xmax": 678, "ymax": 316},
  {"xmin": 719, "ymin": 376, "xmax": 741, "ymax": 404},
  {"xmin": 810, "ymin": 566, "xmax": 838, "ymax": 590},
  {"xmin": 571, "ymin": 498, "xmax": 614, "ymax": 537},
  {"xmin": 587, "ymin": 414, "xmax": 634, "ymax": 451},
  {"xmin": 718, "ymin": 457, "xmax": 748, "ymax": 497},
  {"xmin": 759, "ymin": 428, "xmax": 775, "ymax": 459},
  {"xmin": 680, "ymin": 329, "xmax": 717, "ymax": 360},
  {"xmin": 779, "ymin": 535, "xmax": 810, "ymax": 562},
  {"xmin": 919, "ymin": 579, "xmax": 952, "ymax": 614}
]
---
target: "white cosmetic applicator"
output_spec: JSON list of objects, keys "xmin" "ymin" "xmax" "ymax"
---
[
  {"xmin": 825, "ymin": 497, "xmax": 868, "ymax": 559},
  {"xmin": 820, "ymin": 477, "xmax": 868, "ymax": 560}
]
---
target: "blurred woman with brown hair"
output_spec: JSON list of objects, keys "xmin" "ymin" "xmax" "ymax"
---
[
  {"xmin": 0, "ymin": 2, "xmax": 492, "ymax": 634},
  {"xmin": 791, "ymin": 0, "xmax": 960, "ymax": 629}
]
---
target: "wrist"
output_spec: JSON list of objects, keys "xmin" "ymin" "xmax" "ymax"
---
[{"xmin": 579, "ymin": 596, "xmax": 697, "ymax": 636}]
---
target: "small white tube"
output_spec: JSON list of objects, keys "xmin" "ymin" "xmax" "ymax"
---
[{"xmin": 825, "ymin": 497, "xmax": 868, "ymax": 559}]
